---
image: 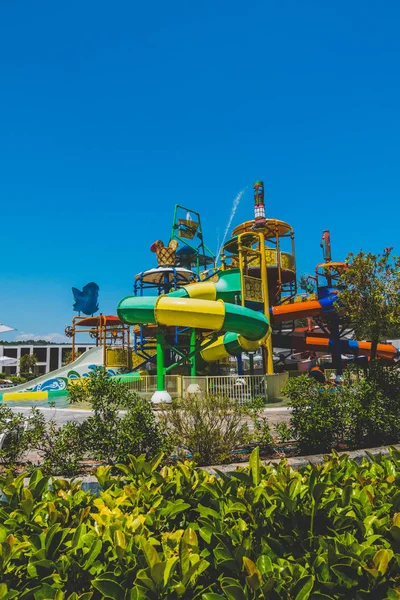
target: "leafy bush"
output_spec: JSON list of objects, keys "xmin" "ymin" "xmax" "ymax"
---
[
  {"xmin": 68, "ymin": 367, "xmax": 132, "ymax": 408},
  {"xmin": 70, "ymin": 369, "xmax": 169, "ymax": 464},
  {"xmin": 161, "ymin": 393, "xmax": 250, "ymax": 465},
  {"xmin": 245, "ymin": 397, "xmax": 275, "ymax": 451},
  {"xmin": 3, "ymin": 448, "xmax": 400, "ymax": 597},
  {"xmin": 274, "ymin": 421, "xmax": 293, "ymax": 444},
  {"xmin": 8, "ymin": 375, "xmax": 27, "ymax": 384},
  {"xmin": 0, "ymin": 373, "xmax": 27, "ymax": 384},
  {"xmin": 284, "ymin": 375, "xmax": 347, "ymax": 453},
  {"xmin": 0, "ymin": 405, "xmax": 44, "ymax": 470},
  {"xmin": 285, "ymin": 369, "xmax": 400, "ymax": 453},
  {"xmin": 32, "ymin": 419, "xmax": 86, "ymax": 476}
]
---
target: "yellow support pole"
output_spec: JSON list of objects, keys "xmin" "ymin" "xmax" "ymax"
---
[
  {"xmin": 237, "ymin": 231, "xmax": 273, "ymax": 375},
  {"xmin": 259, "ymin": 232, "xmax": 274, "ymax": 374}
]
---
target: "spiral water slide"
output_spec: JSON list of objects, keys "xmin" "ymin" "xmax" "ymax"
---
[{"xmin": 118, "ymin": 270, "xmax": 270, "ymax": 364}]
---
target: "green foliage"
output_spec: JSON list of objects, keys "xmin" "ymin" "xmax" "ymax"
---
[
  {"xmin": 3, "ymin": 449, "xmax": 400, "ymax": 596},
  {"xmin": 19, "ymin": 353, "xmax": 37, "ymax": 374},
  {"xmin": 32, "ymin": 419, "xmax": 86, "ymax": 477},
  {"xmin": 274, "ymin": 421, "xmax": 293, "ymax": 444},
  {"xmin": 0, "ymin": 406, "xmax": 44, "ymax": 470},
  {"xmin": 299, "ymin": 273, "xmax": 315, "ymax": 294},
  {"xmin": 0, "ymin": 374, "xmax": 27, "ymax": 384},
  {"xmin": 245, "ymin": 397, "xmax": 274, "ymax": 451},
  {"xmin": 62, "ymin": 349, "xmax": 83, "ymax": 365},
  {"xmin": 161, "ymin": 393, "xmax": 250, "ymax": 466},
  {"xmin": 284, "ymin": 375, "xmax": 343, "ymax": 453},
  {"xmin": 68, "ymin": 367, "xmax": 132, "ymax": 409},
  {"xmin": 285, "ymin": 367, "xmax": 400, "ymax": 453},
  {"xmin": 62, "ymin": 349, "xmax": 73, "ymax": 365},
  {"xmin": 70, "ymin": 369, "xmax": 169, "ymax": 464},
  {"xmin": 338, "ymin": 248, "xmax": 400, "ymax": 360}
]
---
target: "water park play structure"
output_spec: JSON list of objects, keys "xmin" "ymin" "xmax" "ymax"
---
[
  {"xmin": 1, "ymin": 183, "xmax": 399, "ymax": 403},
  {"xmin": 0, "ymin": 316, "xmax": 139, "ymax": 402}
]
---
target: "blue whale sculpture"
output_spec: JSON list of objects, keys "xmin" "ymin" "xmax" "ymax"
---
[{"xmin": 72, "ymin": 282, "xmax": 99, "ymax": 315}]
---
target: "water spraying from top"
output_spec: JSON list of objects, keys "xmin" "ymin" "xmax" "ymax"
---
[{"xmin": 215, "ymin": 187, "xmax": 247, "ymax": 264}]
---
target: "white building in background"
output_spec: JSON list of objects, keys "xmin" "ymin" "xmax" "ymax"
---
[{"xmin": 0, "ymin": 344, "xmax": 94, "ymax": 375}]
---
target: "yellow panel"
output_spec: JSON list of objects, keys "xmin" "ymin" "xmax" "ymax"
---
[
  {"xmin": 264, "ymin": 249, "xmax": 295, "ymax": 272},
  {"xmin": 243, "ymin": 276, "xmax": 263, "ymax": 303},
  {"xmin": 106, "ymin": 348, "xmax": 129, "ymax": 367},
  {"xmin": 185, "ymin": 281, "xmax": 217, "ymax": 301},
  {"xmin": 237, "ymin": 335, "xmax": 260, "ymax": 352},
  {"xmin": 265, "ymin": 248, "xmax": 278, "ymax": 267},
  {"xmin": 155, "ymin": 297, "xmax": 225, "ymax": 331},
  {"xmin": 200, "ymin": 335, "xmax": 229, "ymax": 362},
  {"xmin": 3, "ymin": 391, "xmax": 48, "ymax": 401},
  {"xmin": 131, "ymin": 349, "xmax": 156, "ymax": 369}
]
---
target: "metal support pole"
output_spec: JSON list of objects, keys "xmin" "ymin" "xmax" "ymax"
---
[
  {"xmin": 156, "ymin": 329, "xmax": 165, "ymax": 391},
  {"xmin": 249, "ymin": 353, "xmax": 254, "ymax": 375},
  {"xmin": 330, "ymin": 318, "xmax": 343, "ymax": 375},
  {"xmin": 237, "ymin": 353, "xmax": 243, "ymax": 375},
  {"xmin": 259, "ymin": 233, "xmax": 274, "ymax": 374},
  {"xmin": 190, "ymin": 328, "xmax": 197, "ymax": 376}
]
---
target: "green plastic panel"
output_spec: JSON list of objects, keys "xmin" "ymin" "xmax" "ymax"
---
[
  {"xmin": 223, "ymin": 303, "xmax": 269, "ymax": 341},
  {"xmin": 117, "ymin": 296, "xmax": 157, "ymax": 325},
  {"xmin": 223, "ymin": 331, "xmax": 242, "ymax": 356},
  {"xmin": 215, "ymin": 269, "xmax": 241, "ymax": 303},
  {"xmin": 168, "ymin": 288, "xmax": 189, "ymax": 298}
]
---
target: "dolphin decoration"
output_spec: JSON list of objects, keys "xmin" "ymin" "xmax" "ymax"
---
[{"xmin": 72, "ymin": 282, "xmax": 99, "ymax": 316}]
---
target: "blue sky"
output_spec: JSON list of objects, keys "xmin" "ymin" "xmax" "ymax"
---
[{"xmin": 1, "ymin": 0, "xmax": 399, "ymax": 342}]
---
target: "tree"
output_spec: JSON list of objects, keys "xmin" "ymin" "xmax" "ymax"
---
[
  {"xmin": 338, "ymin": 248, "xmax": 400, "ymax": 360},
  {"xmin": 62, "ymin": 349, "xmax": 83, "ymax": 366},
  {"xmin": 19, "ymin": 353, "xmax": 37, "ymax": 375}
]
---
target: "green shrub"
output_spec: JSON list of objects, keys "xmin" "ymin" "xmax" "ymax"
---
[
  {"xmin": 161, "ymin": 393, "xmax": 250, "ymax": 465},
  {"xmin": 32, "ymin": 419, "xmax": 86, "ymax": 476},
  {"xmin": 3, "ymin": 449, "xmax": 400, "ymax": 597},
  {"xmin": 245, "ymin": 397, "xmax": 275, "ymax": 451},
  {"xmin": 70, "ymin": 369, "xmax": 169, "ymax": 464},
  {"xmin": 8, "ymin": 375, "xmax": 27, "ymax": 384},
  {"xmin": 0, "ymin": 406, "xmax": 44, "ymax": 471},
  {"xmin": 284, "ymin": 375, "xmax": 347, "ymax": 453},
  {"xmin": 274, "ymin": 421, "xmax": 293, "ymax": 444},
  {"xmin": 285, "ymin": 369, "xmax": 400, "ymax": 453}
]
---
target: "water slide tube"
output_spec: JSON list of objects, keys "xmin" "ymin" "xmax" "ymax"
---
[
  {"xmin": 271, "ymin": 295, "xmax": 338, "ymax": 322},
  {"xmin": 273, "ymin": 333, "xmax": 399, "ymax": 360},
  {"xmin": 270, "ymin": 294, "xmax": 399, "ymax": 359},
  {"xmin": 117, "ymin": 274, "xmax": 270, "ymax": 365}
]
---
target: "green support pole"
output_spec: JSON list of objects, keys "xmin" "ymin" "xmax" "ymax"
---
[
  {"xmin": 249, "ymin": 352, "xmax": 254, "ymax": 375},
  {"xmin": 156, "ymin": 329, "xmax": 166, "ymax": 391},
  {"xmin": 190, "ymin": 328, "xmax": 197, "ymax": 376}
]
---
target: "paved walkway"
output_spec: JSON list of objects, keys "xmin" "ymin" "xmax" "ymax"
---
[{"xmin": 9, "ymin": 405, "xmax": 291, "ymax": 427}]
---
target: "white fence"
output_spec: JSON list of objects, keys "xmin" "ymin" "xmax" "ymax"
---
[
  {"xmin": 124, "ymin": 375, "xmax": 182, "ymax": 399},
  {"xmin": 182, "ymin": 373, "xmax": 288, "ymax": 403},
  {"xmin": 125, "ymin": 373, "xmax": 288, "ymax": 403}
]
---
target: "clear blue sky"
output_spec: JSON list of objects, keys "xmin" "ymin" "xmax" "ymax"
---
[{"xmin": 1, "ymin": 0, "xmax": 399, "ymax": 342}]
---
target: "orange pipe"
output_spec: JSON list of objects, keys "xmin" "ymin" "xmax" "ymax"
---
[{"xmin": 272, "ymin": 300, "xmax": 323, "ymax": 322}]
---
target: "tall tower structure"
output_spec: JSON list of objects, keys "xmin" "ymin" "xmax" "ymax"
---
[{"xmin": 253, "ymin": 181, "xmax": 266, "ymax": 228}]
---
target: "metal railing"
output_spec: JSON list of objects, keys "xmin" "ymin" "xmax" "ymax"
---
[
  {"xmin": 124, "ymin": 375, "xmax": 182, "ymax": 399},
  {"xmin": 189, "ymin": 373, "xmax": 288, "ymax": 403},
  {"xmin": 182, "ymin": 375, "xmax": 268, "ymax": 404},
  {"xmin": 123, "ymin": 373, "xmax": 288, "ymax": 404}
]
